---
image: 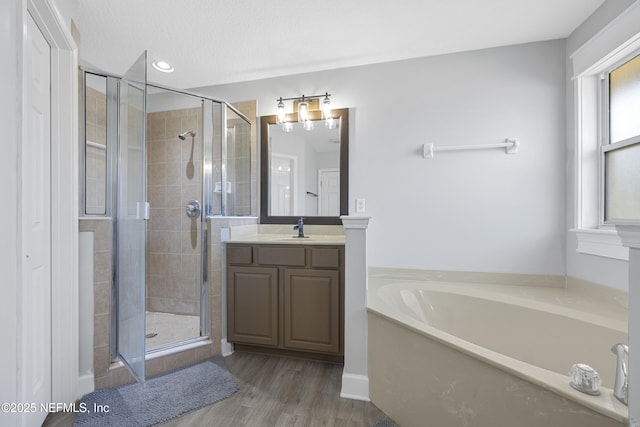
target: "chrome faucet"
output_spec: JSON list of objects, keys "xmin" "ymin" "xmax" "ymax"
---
[
  {"xmin": 293, "ymin": 217, "xmax": 304, "ymax": 238},
  {"xmin": 611, "ymin": 343, "xmax": 628, "ymax": 405}
]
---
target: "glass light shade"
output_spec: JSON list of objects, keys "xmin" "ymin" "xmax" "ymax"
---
[
  {"xmin": 298, "ymin": 101, "xmax": 309, "ymax": 123},
  {"xmin": 322, "ymin": 95, "xmax": 331, "ymax": 119},
  {"xmin": 276, "ymin": 99, "xmax": 286, "ymax": 124}
]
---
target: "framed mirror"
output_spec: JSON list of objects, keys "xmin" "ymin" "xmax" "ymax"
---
[{"xmin": 260, "ymin": 108, "xmax": 348, "ymax": 225}]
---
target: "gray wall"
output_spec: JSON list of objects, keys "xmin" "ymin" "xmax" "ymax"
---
[{"xmin": 193, "ymin": 39, "xmax": 567, "ymax": 276}]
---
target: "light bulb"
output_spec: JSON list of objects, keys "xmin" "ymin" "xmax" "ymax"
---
[
  {"xmin": 322, "ymin": 94, "xmax": 331, "ymax": 119},
  {"xmin": 298, "ymin": 101, "xmax": 309, "ymax": 123},
  {"xmin": 276, "ymin": 98, "xmax": 286, "ymax": 124}
]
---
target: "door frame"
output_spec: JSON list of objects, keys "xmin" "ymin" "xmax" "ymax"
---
[{"xmin": 24, "ymin": 0, "xmax": 80, "ymax": 406}]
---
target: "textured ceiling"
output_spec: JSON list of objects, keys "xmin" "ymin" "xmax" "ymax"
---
[{"xmin": 72, "ymin": 0, "xmax": 606, "ymax": 89}]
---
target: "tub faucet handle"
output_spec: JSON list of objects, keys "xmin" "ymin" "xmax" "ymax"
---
[{"xmin": 611, "ymin": 343, "xmax": 628, "ymax": 406}]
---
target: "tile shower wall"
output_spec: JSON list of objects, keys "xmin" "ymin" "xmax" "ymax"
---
[
  {"xmin": 225, "ymin": 112, "xmax": 252, "ymax": 216},
  {"xmin": 230, "ymin": 100, "xmax": 258, "ymax": 217},
  {"xmin": 84, "ymin": 87, "xmax": 107, "ymax": 214},
  {"xmin": 79, "ymin": 218, "xmax": 120, "ymax": 389},
  {"xmin": 146, "ymin": 107, "xmax": 202, "ymax": 316}
]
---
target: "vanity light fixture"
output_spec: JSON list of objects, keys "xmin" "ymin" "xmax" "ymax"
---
[
  {"xmin": 152, "ymin": 60, "xmax": 174, "ymax": 73},
  {"xmin": 275, "ymin": 92, "xmax": 332, "ymax": 130}
]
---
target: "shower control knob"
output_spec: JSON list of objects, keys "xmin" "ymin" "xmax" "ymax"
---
[{"xmin": 186, "ymin": 200, "xmax": 201, "ymax": 219}]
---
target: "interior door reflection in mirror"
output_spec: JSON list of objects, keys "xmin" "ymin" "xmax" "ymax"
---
[{"xmin": 269, "ymin": 121, "xmax": 340, "ymax": 216}]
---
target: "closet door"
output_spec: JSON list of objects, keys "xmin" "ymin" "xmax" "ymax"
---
[{"xmin": 21, "ymin": 13, "xmax": 51, "ymax": 427}]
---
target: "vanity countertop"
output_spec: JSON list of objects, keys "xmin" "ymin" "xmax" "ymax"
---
[{"xmin": 226, "ymin": 224, "xmax": 345, "ymax": 245}]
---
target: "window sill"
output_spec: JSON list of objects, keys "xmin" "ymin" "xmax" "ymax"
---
[{"xmin": 570, "ymin": 228, "xmax": 629, "ymax": 261}]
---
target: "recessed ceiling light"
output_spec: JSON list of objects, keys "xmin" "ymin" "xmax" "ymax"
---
[{"xmin": 152, "ymin": 60, "xmax": 174, "ymax": 73}]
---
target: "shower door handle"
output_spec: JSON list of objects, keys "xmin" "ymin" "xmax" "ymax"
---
[
  {"xmin": 186, "ymin": 200, "xmax": 201, "ymax": 219},
  {"xmin": 136, "ymin": 202, "xmax": 150, "ymax": 220}
]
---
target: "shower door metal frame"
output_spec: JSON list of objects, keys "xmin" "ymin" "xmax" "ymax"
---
[{"xmin": 79, "ymin": 68, "xmax": 251, "ymax": 367}]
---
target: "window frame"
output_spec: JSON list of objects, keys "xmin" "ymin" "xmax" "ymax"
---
[
  {"xmin": 570, "ymin": 2, "xmax": 640, "ymax": 261},
  {"xmin": 599, "ymin": 52, "xmax": 640, "ymax": 226}
]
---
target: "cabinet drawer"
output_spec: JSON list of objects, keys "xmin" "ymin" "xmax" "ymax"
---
[
  {"xmin": 227, "ymin": 245, "xmax": 253, "ymax": 265},
  {"xmin": 257, "ymin": 246, "xmax": 306, "ymax": 266},
  {"xmin": 310, "ymin": 247, "xmax": 341, "ymax": 268}
]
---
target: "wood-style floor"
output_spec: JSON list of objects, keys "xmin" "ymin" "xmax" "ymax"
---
[{"xmin": 42, "ymin": 352, "xmax": 394, "ymax": 427}]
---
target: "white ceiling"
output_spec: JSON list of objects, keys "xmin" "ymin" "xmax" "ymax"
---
[{"xmin": 72, "ymin": 0, "xmax": 606, "ymax": 89}]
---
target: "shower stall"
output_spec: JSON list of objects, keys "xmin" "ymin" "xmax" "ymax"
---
[{"xmin": 81, "ymin": 53, "xmax": 251, "ymax": 381}]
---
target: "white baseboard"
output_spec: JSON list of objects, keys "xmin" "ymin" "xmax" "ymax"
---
[
  {"xmin": 221, "ymin": 339, "xmax": 234, "ymax": 357},
  {"xmin": 340, "ymin": 373, "xmax": 370, "ymax": 401},
  {"xmin": 76, "ymin": 372, "xmax": 94, "ymax": 399}
]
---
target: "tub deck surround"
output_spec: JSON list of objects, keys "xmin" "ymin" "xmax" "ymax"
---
[
  {"xmin": 226, "ymin": 224, "xmax": 345, "ymax": 245},
  {"xmin": 367, "ymin": 268, "xmax": 628, "ymax": 426}
]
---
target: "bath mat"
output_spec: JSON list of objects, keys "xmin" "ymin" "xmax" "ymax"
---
[{"xmin": 74, "ymin": 356, "xmax": 239, "ymax": 426}]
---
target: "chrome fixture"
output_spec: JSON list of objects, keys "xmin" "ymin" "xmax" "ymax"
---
[
  {"xmin": 276, "ymin": 92, "xmax": 332, "ymax": 130},
  {"xmin": 569, "ymin": 363, "xmax": 601, "ymax": 395},
  {"xmin": 178, "ymin": 130, "xmax": 197, "ymax": 140},
  {"xmin": 293, "ymin": 217, "xmax": 305, "ymax": 238},
  {"xmin": 611, "ymin": 343, "xmax": 629, "ymax": 405},
  {"xmin": 186, "ymin": 200, "xmax": 201, "ymax": 219}
]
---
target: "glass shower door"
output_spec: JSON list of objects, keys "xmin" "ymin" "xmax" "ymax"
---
[{"xmin": 117, "ymin": 51, "xmax": 147, "ymax": 382}]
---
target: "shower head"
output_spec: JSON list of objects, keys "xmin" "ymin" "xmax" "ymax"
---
[{"xmin": 178, "ymin": 130, "xmax": 196, "ymax": 140}]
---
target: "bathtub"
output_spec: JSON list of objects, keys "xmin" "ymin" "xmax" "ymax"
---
[{"xmin": 367, "ymin": 269, "xmax": 628, "ymax": 427}]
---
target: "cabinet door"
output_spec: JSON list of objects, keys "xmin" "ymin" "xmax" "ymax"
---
[
  {"xmin": 227, "ymin": 266, "xmax": 278, "ymax": 346},
  {"xmin": 283, "ymin": 269, "xmax": 340, "ymax": 354}
]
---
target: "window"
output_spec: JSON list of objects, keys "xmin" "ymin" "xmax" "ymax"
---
[
  {"xmin": 602, "ymin": 53, "xmax": 640, "ymax": 223},
  {"xmin": 570, "ymin": 3, "xmax": 640, "ymax": 260}
]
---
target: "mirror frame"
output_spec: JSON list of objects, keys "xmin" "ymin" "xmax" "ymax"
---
[{"xmin": 260, "ymin": 108, "xmax": 349, "ymax": 225}]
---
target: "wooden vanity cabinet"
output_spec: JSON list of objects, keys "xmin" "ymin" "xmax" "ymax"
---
[
  {"xmin": 226, "ymin": 243, "xmax": 344, "ymax": 362},
  {"xmin": 226, "ymin": 266, "xmax": 278, "ymax": 346}
]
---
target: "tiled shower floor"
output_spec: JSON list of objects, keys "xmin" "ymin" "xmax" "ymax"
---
[{"xmin": 145, "ymin": 311, "xmax": 200, "ymax": 350}]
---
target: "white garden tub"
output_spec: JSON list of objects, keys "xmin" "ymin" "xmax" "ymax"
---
[{"xmin": 367, "ymin": 269, "xmax": 628, "ymax": 427}]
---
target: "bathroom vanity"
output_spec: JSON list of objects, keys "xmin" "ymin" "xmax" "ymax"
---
[{"xmin": 225, "ymin": 228, "xmax": 345, "ymax": 363}]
